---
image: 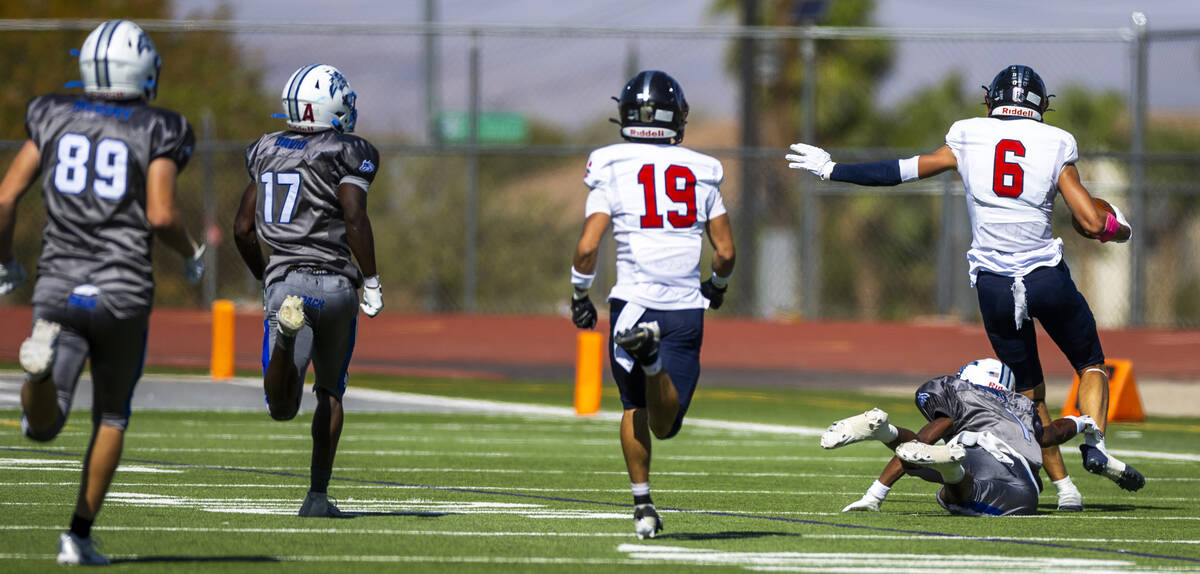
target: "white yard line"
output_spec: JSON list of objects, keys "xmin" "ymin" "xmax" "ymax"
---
[{"xmin": 2, "ymin": 524, "xmax": 1198, "ymax": 546}]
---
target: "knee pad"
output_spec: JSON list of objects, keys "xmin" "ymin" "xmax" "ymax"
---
[{"xmin": 22, "ymin": 413, "xmax": 66, "ymax": 442}]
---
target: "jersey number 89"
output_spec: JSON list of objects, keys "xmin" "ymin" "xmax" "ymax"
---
[{"xmin": 54, "ymin": 133, "xmax": 129, "ymax": 200}]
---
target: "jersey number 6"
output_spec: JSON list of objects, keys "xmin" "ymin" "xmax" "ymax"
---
[
  {"xmin": 992, "ymin": 139, "xmax": 1026, "ymax": 198},
  {"xmin": 637, "ymin": 163, "xmax": 697, "ymax": 229}
]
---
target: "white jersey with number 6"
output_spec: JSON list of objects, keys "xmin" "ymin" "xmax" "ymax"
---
[
  {"xmin": 946, "ymin": 117, "xmax": 1078, "ymax": 284},
  {"xmin": 584, "ymin": 142, "xmax": 726, "ymax": 310}
]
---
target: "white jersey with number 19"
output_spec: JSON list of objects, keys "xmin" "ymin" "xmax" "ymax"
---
[
  {"xmin": 946, "ymin": 117, "xmax": 1078, "ymax": 285},
  {"xmin": 584, "ymin": 142, "xmax": 726, "ymax": 310}
]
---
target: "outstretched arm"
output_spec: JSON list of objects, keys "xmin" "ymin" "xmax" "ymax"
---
[
  {"xmin": 786, "ymin": 143, "xmax": 958, "ymax": 186},
  {"xmin": 1039, "ymin": 414, "xmax": 1095, "ymax": 448}
]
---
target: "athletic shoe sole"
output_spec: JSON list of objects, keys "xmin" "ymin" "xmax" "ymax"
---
[
  {"xmin": 277, "ymin": 295, "xmax": 305, "ymax": 338},
  {"xmin": 820, "ymin": 408, "xmax": 890, "ymax": 449},
  {"xmin": 19, "ymin": 319, "xmax": 60, "ymax": 382}
]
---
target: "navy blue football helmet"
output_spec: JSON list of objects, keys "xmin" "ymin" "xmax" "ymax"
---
[
  {"xmin": 614, "ymin": 70, "xmax": 689, "ymax": 144},
  {"xmin": 984, "ymin": 65, "xmax": 1052, "ymax": 121}
]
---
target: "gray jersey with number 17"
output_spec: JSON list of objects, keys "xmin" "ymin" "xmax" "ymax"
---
[
  {"xmin": 244, "ymin": 129, "xmax": 379, "ymax": 288},
  {"xmin": 25, "ymin": 94, "xmax": 194, "ymax": 318}
]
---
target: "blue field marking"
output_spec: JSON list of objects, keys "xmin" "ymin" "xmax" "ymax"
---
[{"xmin": 2, "ymin": 444, "xmax": 1197, "ymax": 565}]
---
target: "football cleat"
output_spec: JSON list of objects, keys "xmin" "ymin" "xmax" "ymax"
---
[
  {"xmin": 298, "ymin": 491, "xmax": 345, "ymax": 518},
  {"xmin": 633, "ymin": 504, "xmax": 663, "ymax": 540},
  {"xmin": 614, "ymin": 321, "xmax": 661, "ymax": 367},
  {"xmin": 276, "ymin": 295, "xmax": 305, "ymax": 338},
  {"xmin": 19, "ymin": 319, "xmax": 61, "ymax": 383},
  {"xmin": 1056, "ymin": 484, "xmax": 1083, "ymax": 512},
  {"xmin": 57, "ymin": 531, "xmax": 109, "ymax": 566},
  {"xmin": 820, "ymin": 408, "xmax": 895, "ymax": 449},
  {"xmin": 896, "ymin": 440, "xmax": 966, "ymax": 482},
  {"xmin": 1080, "ymin": 442, "xmax": 1145, "ymax": 492}
]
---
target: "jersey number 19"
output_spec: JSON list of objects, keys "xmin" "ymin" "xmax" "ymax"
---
[{"xmin": 637, "ymin": 163, "xmax": 697, "ymax": 229}]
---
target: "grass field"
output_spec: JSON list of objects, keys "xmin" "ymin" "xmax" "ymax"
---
[{"xmin": 1, "ymin": 375, "xmax": 1198, "ymax": 572}]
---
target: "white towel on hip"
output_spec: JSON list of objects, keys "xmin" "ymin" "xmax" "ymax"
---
[
  {"xmin": 1011, "ymin": 276, "xmax": 1030, "ymax": 330},
  {"xmin": 612, "ymin": 301, "xmax": 648, "ymax": 373}
]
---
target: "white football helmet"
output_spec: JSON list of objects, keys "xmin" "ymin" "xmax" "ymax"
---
[
  {"xmin": 281, "ymin": 64, "xmax": 358, "ymax": 133},
  {"xmin": 79, "ymin": 20, "xmax": 161, "ymax": 101},
  {"xmin": 957, "ymin": 358, "xmax": 1015, "ymax": 393}
]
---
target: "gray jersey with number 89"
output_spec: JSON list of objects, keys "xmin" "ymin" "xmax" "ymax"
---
[{"xmin": 25, "ymin": 94, "xmax": 194, "ymax": 318}]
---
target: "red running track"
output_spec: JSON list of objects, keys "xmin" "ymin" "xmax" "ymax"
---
[{"xmin": 1, "ymin": 306, "xmax": 1198, "ymax": 380}]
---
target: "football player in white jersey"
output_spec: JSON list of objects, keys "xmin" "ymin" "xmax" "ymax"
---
[
  {"xmin": 785, "ymin": 65, "xmax": 1143, "ymax": 510},
  {"xmin": 570, "ymin": 70, "xmax": 735, "ymax": 539}
]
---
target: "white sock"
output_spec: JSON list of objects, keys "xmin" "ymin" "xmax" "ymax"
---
[
  {"xmin": 631, "ymin": 482, "xmax": 650, "ymax": 498},
  {"xmin": 879, "ymin": 424, "xmax": 899, "ymax": 443},
  {"xmin": 866, "ymin": 480, "xmax": 891, "ymax": 501},
  {"xmin": 1053, "ymin": 476, "xmax": 1077, "ymax": 492},
  {"xmin": 939, "ymin": 465, "xmax": 965, "ymax": 484},
  {"xmin": 642, "ymin": 357, "xmax": 662, "ymax": 376}
]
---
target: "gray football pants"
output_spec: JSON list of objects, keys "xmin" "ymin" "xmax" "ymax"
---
[{"xmin": 263, "ymin": 270, "xmax": 359, "ymax": 408}]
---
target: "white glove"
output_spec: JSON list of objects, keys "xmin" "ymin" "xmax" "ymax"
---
[
  {"xmin": 842, "ymin": 493, "xmax": 882, "ymax": 512},
  {"xmin": 183, "ymin": 244, "xmax": 206, "ymax": 284},
  {"xmin": 1066, "ymin": 414, "xmax": 1099, "ymax": 436},
  {"xmin": 0, "ymin": 259, "xmax": 28, "ymax": 295},
  {"xmin": 785, "ymin": 143, "xmax": 836, "ymax": 180},
  {"xmin": 360, "ymin": 275, "xmax": 383, "ymax": 317},
  {"xmin": 1108, "ymin": 203, "xmax": 1132, "ymax": 243}
]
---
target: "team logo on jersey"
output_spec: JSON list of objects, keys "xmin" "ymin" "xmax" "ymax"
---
[{"xmin": 359, "ymin": 159, "xmax": 376, "ymax": 174}]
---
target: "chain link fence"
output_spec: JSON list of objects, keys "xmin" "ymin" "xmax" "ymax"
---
[{"xmin": 0, "ymin": 18, "xmax": 1197, "ymax": 326}]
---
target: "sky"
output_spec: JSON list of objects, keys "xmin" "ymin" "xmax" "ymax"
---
[{"xmin": 171, "ymin": 0, "xmax": 1200, "ymax": 138}]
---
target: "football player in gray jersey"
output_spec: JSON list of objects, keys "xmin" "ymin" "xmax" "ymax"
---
[
  {"xmin": 0, "ymin": 20, "xmax": 204, "ymax": 565},
  {"xmin": 819, "ymin": 359, "xmax": 1124, "ymax": 516},
  {"xmin": 234, "ymin": 64, "xmax": 381, "ymax": 518}
]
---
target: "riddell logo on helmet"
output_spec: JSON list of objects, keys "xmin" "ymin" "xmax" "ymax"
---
[
  {"xmin": 997, "ymin": 106, "xmax": 1035, "ymax": 118},
  {"xmin": 627, "ymin": 127, "xmax": 668, "ymax": 138}
]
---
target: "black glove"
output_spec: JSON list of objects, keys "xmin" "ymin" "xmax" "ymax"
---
[
  {"xmin": 701, "ymin": 278, "xmax": 727, "ymax": 310},
  {"xmin": 571, "ymin": 291, "xmax": 597, "ymax": 329}
]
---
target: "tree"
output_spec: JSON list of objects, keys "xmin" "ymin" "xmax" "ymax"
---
[{"xmin": 0, "ymin": 1, "xmax": 272, "ymax": 307}]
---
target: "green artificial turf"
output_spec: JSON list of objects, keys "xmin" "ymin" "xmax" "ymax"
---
[{"xmin": 0, "ymin": 377, "xmax": 1196, "ymax": 572}]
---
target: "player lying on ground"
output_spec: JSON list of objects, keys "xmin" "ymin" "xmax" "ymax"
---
[
  {"xmin": 570, "ymin": 70, "xmax": 735, "ymax": 539},
  {"xmin": 787, "ymin": 65, "xmax": 1141, "ymax": 510},
  {"xmin": 822, "ymin": 358, "xmax": 1139, "ymax": 516}
]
